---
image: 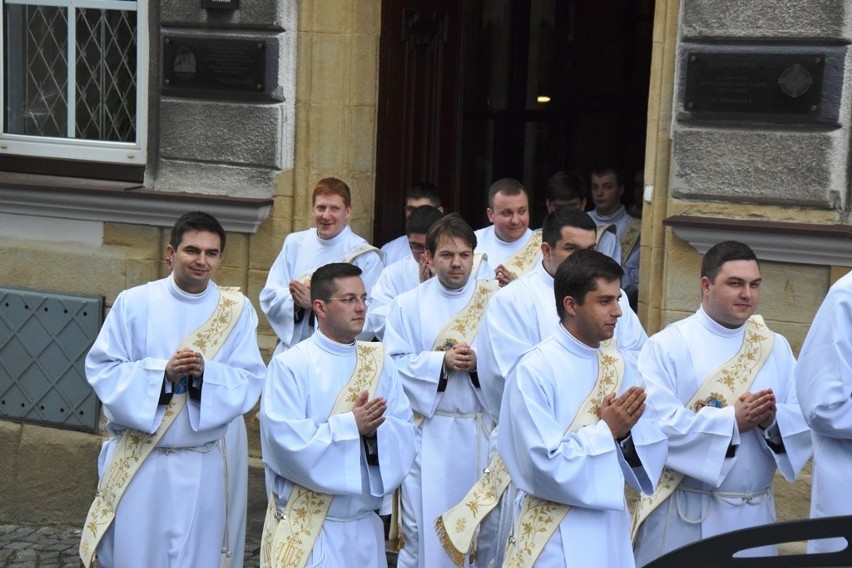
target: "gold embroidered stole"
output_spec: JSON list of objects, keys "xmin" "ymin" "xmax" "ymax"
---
[
  {"xmin": 260, "ymin": 342, "xmax": 385, "ymax": 568},
  {"xmin": 388, "ymin": 278, "xmax": 500, "ymax": 554},
  {"xmin": 620, "ymin": 218, "xmax": 641, "ymax": 264},
  {"xmin": 629, "ymin": 315, "xmax": 775, "ymax": 541},
  {"xmin": 434, "ymin": 341, "xmax": 621, "ymax": 567},
  {"xmin": 501, "ymin": 231, "xmax": 542, "ymax": 280},
  {"xmin": 432, "ymin": 279, "xmax": 500, "ymax": 352},
  {"xmin": 296, "ymin": 245, "xmax": 383, "ymax": 287},
  {"xmin": 79, "ymin": 286, "xmax": 245, "ymax": 568},
  {"xmin": 501, "ymin": 342, "xmax": 624, "ymax": 568},
  {"xmin": 595, "ymin": 224, "xmax": 616, "ymax": 248},
  {"xmin": 472, "ymin": 252, "xmax": 486, "ymax": 277}
]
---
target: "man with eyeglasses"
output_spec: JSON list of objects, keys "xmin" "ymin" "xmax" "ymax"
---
[
  {"xmin": 259, "ymin": 262, "xmax": 416, "ymax": 568},
  {"xmin": 384, "ymin": 213, "xmax": 499, "ymax": 568},
  {"xmin": 380, "ymin": 181, "xmax": 445, "ymax": 266}
]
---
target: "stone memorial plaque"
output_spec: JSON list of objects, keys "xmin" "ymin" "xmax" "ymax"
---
[
  {"xmin": 683, "ymin": 52, "xmax": 825, "ymax": 121},
  {"xmin": 163, "ymin": 35, "xmax": 268, "ymax": 98}
]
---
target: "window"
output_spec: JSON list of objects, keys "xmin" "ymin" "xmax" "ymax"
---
[{"xmin": 1, "ymin": 0, "xmax": 147, "ymax": 165}]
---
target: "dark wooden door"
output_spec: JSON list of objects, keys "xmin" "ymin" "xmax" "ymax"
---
[
  {"xmin": 375, "ymin": 0, "xmax": 654, "ymax": 240},
  {"xmin": 374, "ymin": 0, "xmax": 464, "ymax": 245}
]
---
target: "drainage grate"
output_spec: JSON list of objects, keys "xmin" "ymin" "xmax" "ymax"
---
[{"xmin": 0, "ymin": 287, "xmax": 102, "ymax": 432}]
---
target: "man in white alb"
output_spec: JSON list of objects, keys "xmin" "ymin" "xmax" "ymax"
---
[
  {"xmin": 260, "ymin": 177, "xmax": 382, "ymax": 354},
  {"xmin": 365, "ymin": 205, "xmax": 444, "ymax": 340},
  {"xmin": 380, "ymin": 181, "xmax": 444, "ymax": 266},
  {"xmin": 632, "ymin": 241, "xmax": 812, "ymax": 566},
  {"xmin": 497, "ymin": 249, "xmax": 667, "ymax": 567},
  {"xmin": 385, "ymin": 213, "xmax": 498, "ymax": 568},
  {"xmin": 259, "ymin": 263, "xmax": 416, "ymax": 567},
  {"xmin": 474, "ymin": 178, "xmax": 540, "ymax": 287},
  {"xmin": 80, "ymin": 211, "xmax": 266, "ymax": 568},
  {"xmin": 796, "ymin": 268, "xmax": 852, "ymax": 553},
  {"xmin": 588, "ymin": 166, "xmax": 640, "ymax": 308},
  {"xmin": 440, "ymin": 207, "xmax": 647, "ymax": 568}
]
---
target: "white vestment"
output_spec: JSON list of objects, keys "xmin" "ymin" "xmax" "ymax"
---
[
  {"xmin": 474, "ymin": 225, "xmax": 534, "ymax": 267},
  {"xmin": 365, "ymin": 255, "xmax": 495, "ymax": 341},
  {"xmin": 796, "ymin": 270, "xmax": 852, "ymax": 552},
  {"xmin": 634, "ymin": 307, "xmax": 812, "ymax": 566},
  {"xmin": 85, "ymin": 275, "xmax": 266, "ymax": 568},
  {"xmin": 588, "ymin": 206, "xmax": 640, "ymax": 291},
  {"xmin": 473, "ymin": 260, "xmax": 647, "ymax": 567},
  {"xmin": 259, "ymin": 226, "xmax": 382, "ymax": 352},
  {"xmin": 477, "ymin": 260, "xmax": 647, "ymax": 420},
  {"xmin": 259, "ymin": 330, "xmax": 417, "ymax": 567},
  {"xmin": 381, "ymin": 234, "xmax": 411, "ymax": 266},
  {"xmin": 498, "ymin": 325, "xmax": 667, "ymax": 568},
  {"xmin": 384, "ymin": 277, "xmax": 496, "ymax": 568},
  {"xmin": 596, "ymin": 226, "xmax": 622, "ymax": 264}
]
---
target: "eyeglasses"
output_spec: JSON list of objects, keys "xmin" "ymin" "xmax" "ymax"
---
[
  {"xmin": 324, "ymin": 295, "xmax": 371, "ymax": 307},
  {"xmin": 409, "ymin": 242, "xmax": 426, "ymax": 253}
]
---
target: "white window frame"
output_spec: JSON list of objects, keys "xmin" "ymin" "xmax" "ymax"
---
[{"xmin": 0, "ymin": 0, "xmax": 148, "ymax": 165}]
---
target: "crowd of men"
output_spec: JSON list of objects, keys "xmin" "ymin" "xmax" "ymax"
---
[{"xmin": 77, "ymin": 172, "xmax": 850, "ymax": 568}]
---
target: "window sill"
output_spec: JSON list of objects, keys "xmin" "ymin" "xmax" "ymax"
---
[
  {"xmin": 664, "ymin": 215, "xmax": 852, "ymax": 267},
  {"xmin": 0, "ymin": 172, "xmax": 272, "ymax": 233}
]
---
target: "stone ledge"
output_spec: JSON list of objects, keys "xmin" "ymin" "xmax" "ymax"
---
[
  {"xmin": 0, "ymin": 173, "xmax": 272, "ymax": 234},
  {"xmin": 665, "ymin": 215, "xmax": 852, "ymax": 266}
]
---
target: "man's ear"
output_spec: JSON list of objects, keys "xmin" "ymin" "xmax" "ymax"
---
[
  {"xmin": 700, "ymin": 275, "xmax": 712, "ymax": 296},
  {"xmin": 541, "ymin": 242, "xmax": 552, "ymax": 263},
  {"xmin": 562, "ymin": 294, "xmax": 578, "ymax": 317},
  {"xmin": 312, "ymin": 299, "xmax": 326, "ymax": 320}
]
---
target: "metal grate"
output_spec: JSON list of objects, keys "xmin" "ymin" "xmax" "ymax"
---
[{"xmin": 0, "ymin": 287, "xmax": 102, "ymax": 432}]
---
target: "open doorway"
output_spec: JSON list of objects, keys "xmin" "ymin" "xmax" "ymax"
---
[{"xmin": 375, "ymin": 0, "xmax": 654, "ymax": 242}]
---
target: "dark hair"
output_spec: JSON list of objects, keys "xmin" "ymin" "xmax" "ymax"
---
[
  {"xmin": 590, "ymin": 165, "xmax": 624, "ymax": 188},
  {"xmin": 407, "ymin": 181, "xmax": 442, "ymax": 208},
  {"xmin": 405, "ymin": 205, "xmax": 444, "ymax": 237},
  {"xmin": 554, "ymin": 249, "xmax": 623, "ymax": 319},
  {"xmin": 541, "ymin": 207, "xmax": 597, "ymax": 247},
  {"xmin": 425, "ymin": 213, "xmax": 476, "ymax": 255},
  {"xmin": 701, "ymin": 241, "xmax": 759, "ymax": 282},
  {"xmin": 313, "ymin": 177, "xmax": 351, "ymax": 208},
  {"xmin": 310, "ymin": 263, "xmax": 363, "ymax": 303},
  {"xmin": 169, "ymin": 211, "xmax": 226, "ymax": 252},
  {"xmin": 487, "ymin": 178, "xmax": 528, "ymax": 209},
  {"xmin": 546, "ymin": 171, "xmax": 587, "ymax": 203}
]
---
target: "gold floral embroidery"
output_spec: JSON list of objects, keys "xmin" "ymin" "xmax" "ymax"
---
[
  {"xmin": 261, "ymin": 341, "xmax": 385, "ymax": 568},
  {"xmin": 79, "ymin": 288, "xmax": 244, "ymax": 568},
  {"xmin": 620, "ymin": 219, "xmax": 641, "ymax": 264},
  {"xmin": 630, "ymin": 316, "xmax": 775, "ymax": 542},
  {"xmin": 502, "ymin": 232, "xmax": 543, "ymax": 279},
  {"xmin": 432, "ymin": 280, "xmax": 499, "ymax": 351},
  {"xmin": 444, "ymin": 345, "xmax": 625, "ymax": 568}
]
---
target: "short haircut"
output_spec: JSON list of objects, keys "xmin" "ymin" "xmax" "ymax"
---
[
  {"xmin": 546, "ymin": 171, "xmax": 587, "ymax": 203},
  {"xmin": 488, "ymin": 178, "xmax": 528, "ymax": 209},
  {"xmin": 312, "ymin": 177, "xmax": 351, "ymax": 208},
  {"xmin": 541, "ymin": 207, "xmax": 597, "ymax": 248},
  {"xmin": 405, "ymin": 205, "xmax": 444, "ymax": 237},
  {"xmin": 311, "ymin": 263, "xmax": 363, "ymax": 303},
  {"xmin": 425, "ymin": 212, "xmax": 477, "ymax": 255},
  {"xmin": 701, "ymin": 241, "xmax": 759, "ymax": 282},
  {"xmin": 169, "ymin": 211, "xmax": 226, "ymax": 252},
  {"xmin": 407, "ymin": 181, "xmax": 442, "ymax": 207},
  {"xmin": 554, "ymin": 249, "xmax": 624, "ymax": 319},
  {"xmin": 590, "ymin": 165, "xmax": 624, "ymax": 187}
]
